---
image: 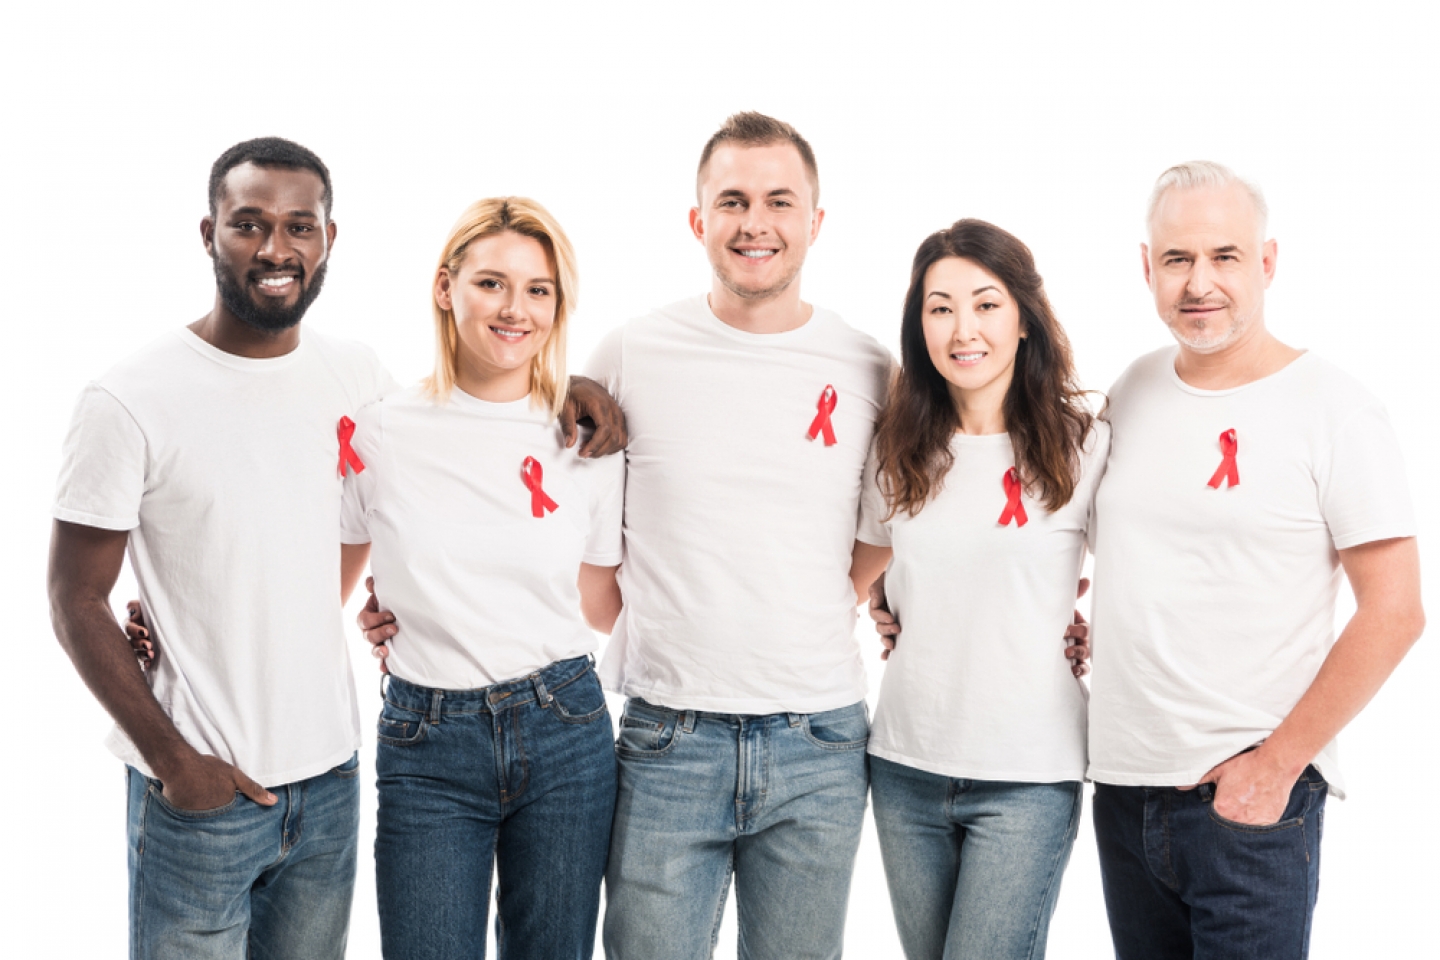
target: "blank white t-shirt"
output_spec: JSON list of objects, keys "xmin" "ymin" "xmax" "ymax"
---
[
  {"xmin": 586, "ymin": 296, "xmax": 894, "ymax": 714},
  {"xmin": 339, "ymin": 385, "xmax": 624, "ymax": 689},
  {"xmin": 1088, "ymin": 348, "xmax": 1417, "ymax": 796},
  {"xmin": 858, "ymin": 424, "xmax": 1109, "ymax": 782},
  {"xmin": 53, "ymin": 327, "xmax": 393, "ymax": 787}
]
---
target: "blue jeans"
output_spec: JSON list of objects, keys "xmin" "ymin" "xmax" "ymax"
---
[
  {"xmin": 126, "ymin": 753, "xmax": 360, "ymax": 960},
  {"xmin": 1093, "ymin": 765, "xmax": 1328, "ymax": 960},
  {"xmin": 603, "ymin": 698, "xmax": 870, "ymax": 960},
  {"xmin": 374, "ymin": 656, "xmax": 616, "ymax": 960},
  {"xmin": 869, "ymin": 757, "xmax": 1081, "ymax": 960}
]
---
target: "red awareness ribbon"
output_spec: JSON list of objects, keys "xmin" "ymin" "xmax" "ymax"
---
[
  {"xmin": 807, "ymin": 385, "xmax": 838, "ymax": 446},
  {"xmin": 998, "ymin": 466, "xmax": 1029, "ymax": 527},
  {"xmin": 522, "ymin": 456, "xmax": 559, "ymax": 518},
  {"xmin": 337, "ymin": 416, "xmax": 365, "ymax": 477},
  {"xmin": 1206, "ymin": 429, "xmax": 1240, "ymax": 489}
]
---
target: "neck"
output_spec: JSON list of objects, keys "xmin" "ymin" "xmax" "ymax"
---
[
  {"xmin": 455, "ymin": 363, "xmax": 533, "ymax": 404},
  {"xmin": 189, "ymin": 298, "xmax": 301, "ymax": 359},
  {"xmin": 1173, "ymin": 322, "xmax": 1302, "ymax": 390},
  {"xmin": 707, "ymin": 277, "xmax": 812, "ymax": 334},
  {"xmin": 952, "ymin": 380, "xmax": 1008, "ymax": 436}
]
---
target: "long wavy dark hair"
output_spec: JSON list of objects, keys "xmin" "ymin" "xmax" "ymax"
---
[{"xmin": 874, "ymin": 218, "xmax": 1094, "ymax": 518}]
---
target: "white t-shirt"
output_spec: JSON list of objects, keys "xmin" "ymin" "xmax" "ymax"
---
[
  {"xmin": 339, "ymin": 385, "xmax": 624, "ymax": 689},
  {"xmin": 53, "ymin": 327, "xmax": 393, "ymax": 787},
  {"xmin": 1088, "ymin": 348, "xmax": 1416, "ymax": 797},
  {"xmin": 586, "ymin": 295, "xmax": 894, "ymax": 714},
  {"xmin": 858, "ymin": 424, "xmax": 1109, "ymax": 782}
]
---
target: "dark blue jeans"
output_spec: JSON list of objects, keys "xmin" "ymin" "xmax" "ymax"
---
[
  {"xmin": 1093, "ymin": 766, "xmax": 1327, "ymax": 960},
  {"xmin": 374, "ymin": 656, "xmax": 616, "ymax": 960}
]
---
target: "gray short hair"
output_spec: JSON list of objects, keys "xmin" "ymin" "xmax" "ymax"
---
[{"xmin": 1146, "ymin": 161, "xmax": 1268, "ymax": 239}]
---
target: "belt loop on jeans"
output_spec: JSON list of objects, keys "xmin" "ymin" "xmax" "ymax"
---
[
  {"xmin": 428, "ymin": 690, "xmax": 444, "ymax": 725},
  {"xmin": 681, "ymin": 710, "xmax": 696, "ymax": 734},
  {"xmin": 787, "ymin": 712, "xmax": 802, "ymax": 728},
  {"xmin": 532, "ymin": 672, "xmax": 553, "ymax": 708}
]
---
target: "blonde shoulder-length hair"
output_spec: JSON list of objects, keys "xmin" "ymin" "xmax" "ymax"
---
[{"xmin": 422, "ymin": 196, "xmax": 577, "ymax": 418}]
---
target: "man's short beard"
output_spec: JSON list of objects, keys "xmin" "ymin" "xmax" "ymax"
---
[{"xmin": 213, "ymin": 257, "xmax": 328, "ymax": 333}]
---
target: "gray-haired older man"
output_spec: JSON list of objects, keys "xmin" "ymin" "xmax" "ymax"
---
[{"xmin": 1086, "ymin": 162, "xmax": 1424, "ymax": 958}]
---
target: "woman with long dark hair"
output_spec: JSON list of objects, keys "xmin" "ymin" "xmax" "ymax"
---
[{"xmin": 857, "ymin": 219, "xmax": 1108, "ymax": 960}]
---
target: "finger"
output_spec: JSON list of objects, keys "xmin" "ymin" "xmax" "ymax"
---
[
  {"xmin": 559, "ymin": 402, "xmax": 579, "ymax": 450},
  {"xmin": 880, "ymin": 649, "xmax": 890, "ymax": 661},
  {"xmin": 1076, "ymin": 577, "xmax": 1091, "ymax": 600},
  {"xmin": 1071, "ymin": 663, "xmax": 1090, "ymax": 678},
  {"xmin": 233, "ymin": 769, "xmax": 278, "ymax": 806},
  {"xmin": 881, "ymin": 636, "xmax": 895, "ymax": 651},
  {"xmin": 1071, "ymin": 609, "xmax": 1088, "ymax": 626},
  {"xmin": 875, "ymin": 622, "xmax": 901, "ymax": 636},
  {"xmin": 1064, "ymin": 623, "xmax": 1089, "ymax": 640}
]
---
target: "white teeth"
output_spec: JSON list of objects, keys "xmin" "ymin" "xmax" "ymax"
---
[
  {"xmin": 953, "ymin": 353, "xmax": 985, "ymax": 361},
  {"xmin": 737, "ymin": 249, "xmax": 776, "ymax": 258},
  {"xmin": 257, "ymin": 276, "xmax": 294, "ymax": 287},
  {"xmin": 491, "ymin": 327, "xmax": 527, "ymax": 340}
]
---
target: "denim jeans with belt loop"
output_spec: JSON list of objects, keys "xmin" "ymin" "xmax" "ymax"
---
[
  {"xmin": 374, "ymin": 655, "xmax": 616, "ymax": 960},
  {"xmin": 1093, "ymin": 765, "xmax": 1328, "ymax": 960}
]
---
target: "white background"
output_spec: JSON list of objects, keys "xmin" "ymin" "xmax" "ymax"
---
[{"xmin": 4, "ymin": 2, "xmax": 1436, "ymax": 957}]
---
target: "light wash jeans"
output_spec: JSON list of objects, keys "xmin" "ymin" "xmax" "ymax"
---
[
  {"xmin": 126, "ymin": 752, "xmax": 360, "ymax": 960},
  {"xmin": 603, "ymin": 698, "xmax": 870, "ymax": 960},
  {"xmin": 374, "ymin": 657, "xmax": 616, "ymax": 960},
  {"xmin": 869, "ymin": 756, "xmax": 1082, "ymax": 960}
]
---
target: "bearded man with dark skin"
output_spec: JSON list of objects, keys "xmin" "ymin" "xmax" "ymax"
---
[{"xmin": 48, "ymin": 137, "xmax": 625, "ymax": 960}]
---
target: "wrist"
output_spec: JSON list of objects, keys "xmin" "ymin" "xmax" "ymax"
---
[
  {"xmin": 1254, "ymin": 738, "xmax": 1310, "ymax": 782},
  {"xmin": 144, "ymin": 738, "xmax": 202, "ymax": 783}
]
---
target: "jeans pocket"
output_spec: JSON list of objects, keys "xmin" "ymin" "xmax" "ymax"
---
[
  {"xmin": 330, "ymin": 752, "xmax": 361, "ymax": 778},
  {"xmin": 615, "ymin": 701, "xmax": 680, "ymax": 757},
  {"xmin": 801, "ymin": 703, "xmax": 870, "ymax": 751},
  {"xmin": 1206, "ymin": 773, "xmax": 1315, "ymax": 833},
  {"xmin": 377, "ymin": 702, "xmax": 428, "ymax": 746},
  {"xmin": 549, "ymin": 668, "xmax": 609, "ymax": 725},
  {"xmin": 149, "ymin": 782, "xmax": 242, "ymax": 820}
]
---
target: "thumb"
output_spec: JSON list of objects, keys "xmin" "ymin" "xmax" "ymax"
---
[
  {"xmin": 559, "ymin": 398, "xmax": 578, "ymax": 449},
  {"xmin": 234, "ymin": 767, "xmax": 278, "ymax": 806},
  {"xmin": 1076, "ymin": 577, "xmax": 1091, "ymax": 601}
]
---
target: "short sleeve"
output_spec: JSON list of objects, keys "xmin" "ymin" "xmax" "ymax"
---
[
  {"xmin": 856, "ymin": 440, "xmax": 893, "ymax": 547},
  {"xmin": 582, "ymin": 452, "xmax": 625, "ymax": 566},
  {"xmin": 1080, "ymin": 420, "xmax": 1112, "ymax": 551},
  {"xmin": 583, "ymin": 326, "xmax": 625, "ymax": 398},
  {"xmin": 1317, "ymin": 402, "xmax": 1417, "ymax": 551},
  {"xmin": 339, "ymin": 401, "xmax": 384, "ymax": 544},
  {"xmin": 53, "ymin": 384, "xmax": 147, "ymax": 531}
]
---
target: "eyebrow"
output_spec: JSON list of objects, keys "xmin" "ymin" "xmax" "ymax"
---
[
  {"xmin": 229, "ymin": 206, "xmax": 319, "ymax": 219},
  {"xmin": 715, "ymin": 188, "xmax": 799, "ymax": 200},
  {"xmin": 473, "ymin": 269, "xmax": 556, "ymax": 284},
  {"xmin": 972, "ymin": 285, "xmax": 1000, "ymax": 296}
]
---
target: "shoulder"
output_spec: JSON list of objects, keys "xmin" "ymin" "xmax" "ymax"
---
[
  {"xmin": 304, "ymin": 327, "xmax": 389, "ymax": 383},
  {"xmin": 1283, "ymin": 353, "xmax": 1384, "ymax": 411},
  {"xmin": 1106, "ymin": 346, "xmax": 1175, "ymax": 400}
]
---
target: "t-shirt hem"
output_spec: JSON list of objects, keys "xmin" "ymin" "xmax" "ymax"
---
[
  {"xmin": 614, "ymin": 681, "xmax": 867, "ymax": 716},
  {"xmin": 854, "ymin": 531, "xmax": 892, "ymax": 548},
  {"xmin": 582, "ymin": 550, "xmax": 623, "ymax": 567},
  {"xmin": 111, "ymin": 732, "xmax": 362, "ymax": 789},
  {"xmin": 1332, "ymin": 523, "xmax": 1418, "ymax": 551},
  {"xmin": 52, "ymin": 505, "xmax": 137, "ymax": 531},
  {"xmin": 869, "ymin": 744, "xmax": 1085, "ymax": 783}
]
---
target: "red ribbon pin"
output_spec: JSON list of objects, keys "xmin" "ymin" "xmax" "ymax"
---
[
  {"xmin": 1206, "ymin": 429, "xmax": 1240, "ymax": 489},
  {"xmin": 998, "ymin": 467, "xmax": 1028, "ymax": 527},
  {"xmin": 522, "ymin": 457, "xmax": 559, "ymax": 518},
  {"xmin": 337, "ymin": 416, "xmax": 365, "ymax": 477},
  {"xmin": 807, "ymin": 385, "xmax": 838, "ymax": 446}
]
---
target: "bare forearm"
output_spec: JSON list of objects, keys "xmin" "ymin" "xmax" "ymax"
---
[
  {"xmin": 51, "ymin": 591, "xmax": 195, "ymax": 775},
  {"xmin": 579, "ymin": 563, "xmax": 622, "ymax": 634},
  {"xmin": 48, "ymin": 521, "xmax": 197, "ymax": 779},
  {"xmin": 1259, "ymin": 538, "xmax": 1424, "ymax": 778}
]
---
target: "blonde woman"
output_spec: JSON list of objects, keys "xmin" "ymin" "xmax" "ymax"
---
[{"xmin": 339, "ymin": 197, "xmax": 623, "ymax": 960}]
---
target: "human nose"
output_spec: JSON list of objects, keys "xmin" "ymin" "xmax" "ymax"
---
[
  {"xmin": 954, "ymin": 307, "xmax": 980, "ymax": 342},
  {"xmin": 499, "ymin": 288, "xmax": 525, "ymax": 321},
  {"xmin": 257, "ymin": 227, "xmax": 296, "ymax": 266},
  {"xmin": 1184, "ymin": 258, "xmax": 1215, "ymax": 298}
]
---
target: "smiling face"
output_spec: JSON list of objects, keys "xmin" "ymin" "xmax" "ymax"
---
[
  {"xmin": 690, "ymin": 142, "xmax": 823, "ymax": 304},
  {"xmin": 1144, "ymin": 182, "xmax": 1277, "ymax": 355},
  {"xmin": 921, "ymin": 257, "xmax": 1025, "ymax": 414},
  {"xmin": 435, "ymin": 230, "xmax": 557, "ymax": 402},
  {"xmin": 204, "ymin": 162, "xmax": 334, "ymax": 333}
]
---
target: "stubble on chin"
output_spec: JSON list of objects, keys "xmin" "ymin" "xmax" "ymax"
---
[{"xmin": 1164, "ymin": 305, "xmax": 1249, "ymax": 355}]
